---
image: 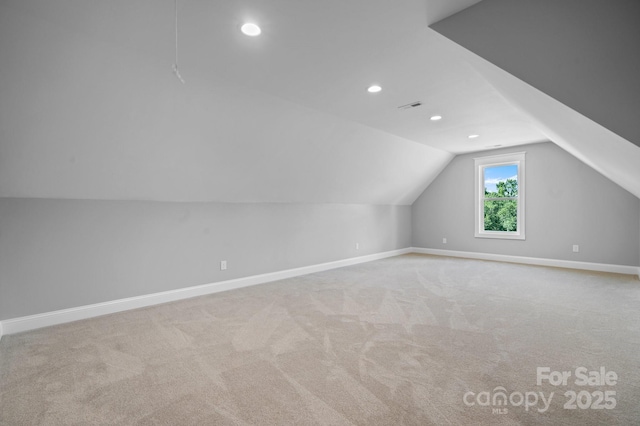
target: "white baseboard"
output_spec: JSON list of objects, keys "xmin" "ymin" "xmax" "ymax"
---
[
  {"xmin": 1, "ymin": 247, "xmax": 636, "ymax": 341},
  {"xmin": 0, "ymin": 248, "xmax": 412, "ymax": 340},
  {"xmin": 411, "ymin": 247, "xmax": 640, "ymax": 277}
]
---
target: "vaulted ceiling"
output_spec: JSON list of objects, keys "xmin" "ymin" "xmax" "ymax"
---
[
  {"xmin": 0, "ymin": 0, "xmax": 637, "ymax": 204},
  {"xmin": 431, "ymin": 0, "xmax": 640, "ymax": 199}
]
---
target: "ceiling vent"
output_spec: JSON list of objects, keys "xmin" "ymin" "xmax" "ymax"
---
[{"xmin": 398, "ymin": 101, "xmax": 422, "ymax": 110}]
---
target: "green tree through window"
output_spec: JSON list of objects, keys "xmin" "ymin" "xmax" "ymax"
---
[
  {"xmin": 484, "ymin": 177, "xmax": 518, "ymax": 232},
  {"xmin": 475, "ymin": 152, "xmax": 525, "ymax": 240}
]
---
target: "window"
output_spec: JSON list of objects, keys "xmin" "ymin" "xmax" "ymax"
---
[{"xmin": 474, "ymin": 152, "xmax": 525, "ymax": 239}]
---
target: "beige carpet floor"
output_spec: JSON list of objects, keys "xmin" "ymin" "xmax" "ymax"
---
[{"xmin": 1, "ymin": 254, "xmax": 639, "ymax": 425}]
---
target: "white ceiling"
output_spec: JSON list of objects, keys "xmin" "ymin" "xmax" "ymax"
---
[
  {"xmin": 181, "ymin": 0, "xmax": 545, "ymax": 154},
  {"xmin": 0, "ymin": 0, "xmax": 549, "ymax": 204},
  {"xmin": 7, "ymin": 0, "xmax": 544, "ymax": 154}
]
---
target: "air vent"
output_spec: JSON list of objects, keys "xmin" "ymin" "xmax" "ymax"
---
[{"xmin": 398, "ymin": 101, "xmax": 422, "ymax": 110}]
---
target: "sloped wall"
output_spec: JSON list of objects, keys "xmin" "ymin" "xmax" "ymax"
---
[
  {"xmin": 0, "ymin": 1, "xmax": 451, "ymax": 205},
  {"xmin": 431, "ymin": 0, "xmax": 640, "ymax": 147},
  {"xmin": 412, "ymin": 142, "xmax": 640, "ymax": 266}
]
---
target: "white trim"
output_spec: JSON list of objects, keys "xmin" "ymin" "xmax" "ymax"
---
[
  {"xmin": 475, "ymin": 151, "xmax": 526, "ymax": 240},
  {"xmin": 1, "ymin": 246, "xmax": 636, "ymax": 340},
  {"xmin": 412, "ymin": 247, "xmax": 640, "ymax": 276},
  {"xmin": 0, "ymin": 248, "xmax": 411, "ymax": 337}
]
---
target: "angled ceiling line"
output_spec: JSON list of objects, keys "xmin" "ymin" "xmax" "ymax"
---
[{"xmin": 172, "ymin": 0, "xmax": 185, "ymax": 84}]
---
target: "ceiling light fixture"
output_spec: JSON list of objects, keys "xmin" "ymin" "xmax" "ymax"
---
[
  {"xmin": 241, "ymin": 23, "xmax": 261, "ymax": 36},
  {"xmin": 367, "ymin": 85, "xmax": 382, "ymax": 93},
  {"xmin": 430, "ymin": 115, "xmax": 442, "ymax": 121},
  {"xmin": 468, "ymin": 134, "xmax": 480, "ymax": 139}
]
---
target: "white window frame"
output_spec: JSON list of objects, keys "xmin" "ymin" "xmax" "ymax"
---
[{"xmin": 474, "ymin": 152, "xmax": 526, "ymax": 240}]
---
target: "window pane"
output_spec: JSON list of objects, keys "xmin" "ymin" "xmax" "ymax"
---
[
  {"xmin": 484, "ymin": 164, "xmax": 518, "ymax": 198},
  {"xmin": 475, "ymin": 152, "xmax": 525, "ymax": 240},
  {"xmin": 484, "ymin": 199, "xmax": 518, "ymax": 231}
]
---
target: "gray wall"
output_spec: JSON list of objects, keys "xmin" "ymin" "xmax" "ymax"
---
[
  {"xmin": 412, "ymin": 142, "xmax": 640, "ymax": 266},
  {"xmin": 0, "ymin": 200, "xmax": 411, "ymax": 320}
]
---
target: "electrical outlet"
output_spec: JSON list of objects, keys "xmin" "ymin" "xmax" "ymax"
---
[
  {"xmin": 443, "ymin": 238, "xmax": 447, "ymax": 244},
  {"xmin": 572, "ymin": 245, "xmax": 579, "ymax": 253},
  {"xmin": 356, "ymin": 243, "xmax": 359, "ymax": 250},
  {"xmin": 220, "ymin": 260, "xmax": 227, "ymax": 270}
]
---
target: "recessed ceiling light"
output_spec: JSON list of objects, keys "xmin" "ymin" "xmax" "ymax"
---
[
  {"xmin": 430, "ymin": 115, "xmax": 442, "ymax": 121},
  {"xmin": 468, "ymin": 134, "xmax": 480, "ymax": 139},
  {"xmin": 241, "ymin": 23, "xmax": 261, "ymax": 36},
  {"xmin": 367, "ymin": 85, "xmax": 382, "ymax": 93}
]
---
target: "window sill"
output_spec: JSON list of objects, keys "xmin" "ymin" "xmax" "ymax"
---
[{"xmin": 475, "ymin": 232, "xmax": 525, "ymax": 240}]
